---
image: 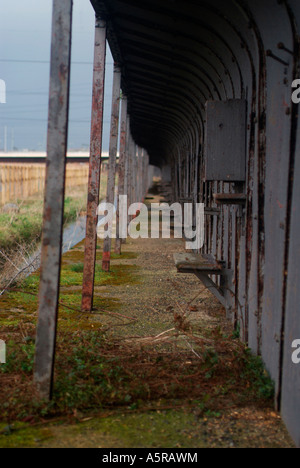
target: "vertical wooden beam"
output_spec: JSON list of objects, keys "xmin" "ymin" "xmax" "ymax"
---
[
  {"xmin": 102, "ymin": 64, "xmax": 121, "ymax": 272},
  {"xmin": 123, "ymin": 117, "xmax": 130, "ymax": 244},
  {"xmin": 115, "ymin": 96, "xmax": 128, "ymax": 255},
  {"xmin": 145, "ymin": 153, "xmax": 148, "ymax": 194},
  {"xmin": 141, "ymin": 149, "xmax": 146, "ymax": 201},
  {"xmin": 81, "ymin": 17, "xmax": 106, "ymax": 312},
  {"xmin": 137, "ymin": 147, "xmax": 143, "ymax": 203},
  {"xmin": 141, "ymin": 150, "xmax": 145, "ymax": 201},
  {"xmin": 127, "ymin": 134, "xmax": 133, "ymax": 207},
  {"xmin": 34, "ymin": 0, "xmax": 73, "ymax": 399},
  {"xmin": 132, "ymin": 142, "xmax": 137, "ymax": 204},
  {"xmin": 124, "ymin": 117, "xmax": 130, "ymax": 202}
]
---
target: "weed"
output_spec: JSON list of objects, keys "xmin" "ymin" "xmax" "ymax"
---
[
  {"xmin": 0, "ymin": 342, "xmax": 35, "ymax": 375},
  {"xmin": 233, "ymin": 322, "xmax": 241, "ymax": 339},
  {"xmin": 239, "ymin": 349, "xmax": 275, "ymax": 400}
]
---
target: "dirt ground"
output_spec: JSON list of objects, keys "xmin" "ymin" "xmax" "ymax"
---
[{"xmin": 0, "ymin": 193, "xmax": 295, "ymax": 448}]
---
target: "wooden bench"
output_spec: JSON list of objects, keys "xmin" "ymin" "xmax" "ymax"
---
[
  {"xmin": 174, "ymin": 253, "xmax": 222, "ymax": 274},
  {"xmin": 173, "ymin": 253, "xmax": 230, "ymax": 308}
]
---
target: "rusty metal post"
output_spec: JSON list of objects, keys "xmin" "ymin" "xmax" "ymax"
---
[
  {"xmin": 115, "ymin": 96, "xmax": 128, "ymax": 255},
  {"xmin": 102, "ymin": 64, "xmax": 121, "ymax": 272},
  {"xmin": 34, "ymin": 0, "xmax": 73, "ymax": 399},
  {"xmin": 81, "ymin": 16, "xmax": 106, "ymax": 312}
]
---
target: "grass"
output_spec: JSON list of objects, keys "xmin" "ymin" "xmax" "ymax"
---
[
  {"xmin": 0, "ymin": 410, "xmax": 210, "ymax": 449},
  {"xmin": 0, "ymin": 327, "xmax": 275, "ymax": 423},
  {"xmin": 0, "ymin": 192, "xmax": 85, "ymax": 253},
  {"xmin": 0, "ymin": 233, "xmax": 276, "ymax": 425},
  {"xmin": 0, "ymin": 173, "xmax": 107, "ymax": 257},
  {"xmin": 0, "ymin": 205, "xmax": 42, "ymax": 252},
  {"xmin": 0, "ymin": 210, "xmax": 290, "ymax": 448}
]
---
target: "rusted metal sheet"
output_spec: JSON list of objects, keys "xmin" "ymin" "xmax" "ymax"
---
[
  {"xmin": 102, "ymin": 64, "xmax": 121, "ymax": 272},
  {"xmin": 82, "ymin": 16, "xmax": 106, "ymax": 312},
  {"xmin": 34, "ymin": 0, "xmax": 73, "ymax": 399},
  {"xmin": 115, "ymin": 96, "xmax": 128, "ymax": 255}
]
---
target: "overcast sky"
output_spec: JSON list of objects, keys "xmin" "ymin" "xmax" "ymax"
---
[{"xmin": 0, "ymin": 0, "xmax": 114, "ymax": 152}]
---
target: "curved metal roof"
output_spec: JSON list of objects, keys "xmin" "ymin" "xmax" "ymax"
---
[{"xmin": 90, "ymin": 0, "xmax": 294, "ymax": 166}]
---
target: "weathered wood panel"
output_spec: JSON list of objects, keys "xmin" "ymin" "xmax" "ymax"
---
[
  {"xmin": 280, "ymin": 0, "xmax": 300, "ymax": 448},
  {"xmin": 281, "ymin": 106, "xmax": 300, "ymax": 449}
]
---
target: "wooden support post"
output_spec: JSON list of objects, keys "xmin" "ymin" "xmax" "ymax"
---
[
  {"xmin": 132, "ymin": 143, "xmax": 137, "ymax": 205},
  {"xmin": 141, "ymin": 151, "xmax": 145, "ymax": 201},
  {"xmin": 81, "ymin": 16, "xmax": 106, "ymax": 312},
  {"xmin": 127, "ymin": 134, "xmax": 133, "ymax": 207},
  {"xmin": 34, "ymin": 0, "xmax": 73, "ymax": 399},
  {"xmin": 115, "ymin": 96, "xmax": 128, "ymax": 255},
  {"xmin": 122, "ymin": 117, "xmax": 130, "ymax": 244},
  {"xmin": 102, "ymin": 64, "xmax": 121, "ymax": 272},
  {"xmin": 144, "ymin": 152, "xmax": 149, "ymax": 195},
  {"xmin": 141, "ymin": 149, "xmax": 146, "ymax": 201},
  {"xmin": 137, "ymin": 147, "xmax": 143, "ymax": 203},
  {"xmin": 131, "ymin": 139, "xmax": 136, "ymax": 206}
]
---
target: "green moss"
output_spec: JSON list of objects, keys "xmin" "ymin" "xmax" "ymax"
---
[
  {"xmin": 52, "ymin": 410, "xmax": 207, "ymax": 448},
  {"xmin": 0, "ymin": 245, "xmax": 139, "ymax": 330},
  {"xmin": 60, "ymin": 262, "xmax": 140, "ymax": 288},
  {"xmin": 0, "ymin": 291, "xmax": 38, "ymax": 324},
  {"xmin": 57, "ymin": 295, "xmax": 120, "ymax": 332},
  {"xmin": 62, "ymin": 250, "xmax": 138, "ymax": 267},
  {"xmin": 0, "ymin": 410, "xmax": 207, "ymax": 448},
  {"xmin": 62, "ymin": 250, "xmax": 85, "ymax": 265},
  {"xmin": 69, "ymin": 263, "xmax": 85, "ymax": 273},
  {"xmin": 0, "ymin": 422, "xmax": 54, "ymax": 448}
]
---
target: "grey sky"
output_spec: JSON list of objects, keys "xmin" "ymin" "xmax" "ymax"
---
[{"xmin": 0, "ymin": 0, "xmax": 114, "ymax": 151}]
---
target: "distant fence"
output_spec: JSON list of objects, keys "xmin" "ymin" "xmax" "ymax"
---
[{"xmin": 0, "ymin": 163, "xmax": 90, "ymax": 206}]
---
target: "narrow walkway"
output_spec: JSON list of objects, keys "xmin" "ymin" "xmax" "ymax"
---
[{"xmin": 0, "ymin": 195, "xmax": 294, "ymax": 448}]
